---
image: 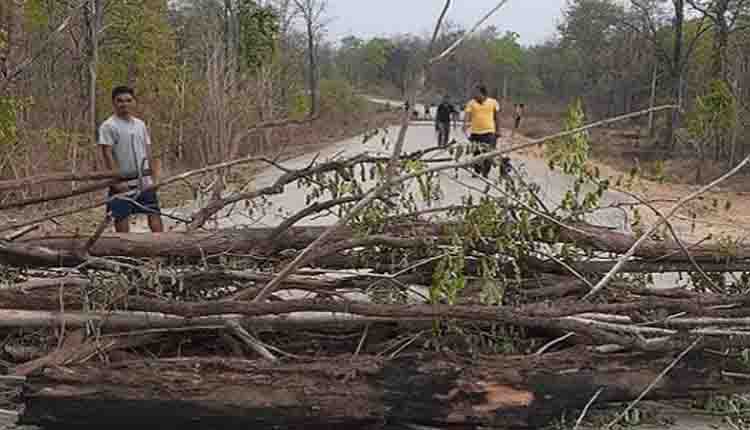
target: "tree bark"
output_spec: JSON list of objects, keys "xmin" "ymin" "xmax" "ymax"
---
[
  {"xmin": 17, "ymin": 222, "xmax": 750, "ymax": 263},
  {"xmin": 20, "ymin": 349, "xmax": 750, "ymax": 429},
  {"xmin": 708, "ymin": 0, "xmax": 731, "ymax": 82},
  {"xmin": 648, "ymin": 62, "xmax": 658, "ymax": 138},
  {"xmin": 306, "ymin": 17, "xmax": 318, "ymax": 116},
  {"xmin": 664, "ymin": 0, "xmax": 684, "ymax": 152}
]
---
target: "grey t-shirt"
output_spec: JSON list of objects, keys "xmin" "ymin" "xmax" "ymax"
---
[{"xmin": 98, "ymin": 115, "xmax": 153, "ymax": 186}]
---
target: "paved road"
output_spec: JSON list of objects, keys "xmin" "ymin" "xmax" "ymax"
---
[{"xmin": 159, "ymin": 119, "xmax": 633, "ymax": 233}]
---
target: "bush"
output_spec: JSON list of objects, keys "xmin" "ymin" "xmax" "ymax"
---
[{"xmin": 318, "ymin": 79, "xmax": 367, "ymax": 117}]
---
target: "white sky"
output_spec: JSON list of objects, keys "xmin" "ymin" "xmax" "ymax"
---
[{"xmin": 324, "ymin": 0, "xmax": 567, "ymax": 46}]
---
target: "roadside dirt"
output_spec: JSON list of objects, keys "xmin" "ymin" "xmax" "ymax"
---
[{"xmin": 517, "ymin": 108, "xmax": 750, "ymax": 243}]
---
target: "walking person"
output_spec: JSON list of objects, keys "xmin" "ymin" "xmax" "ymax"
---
[
  {"xmin": 463, "ymin": 85, "xmax": 510, "ymax": 178},
  {"xmin": 98, "ymin": 85, "xmax": 164, "ymax": 233},
  {"xmin": 514, "ymin": 103, "xmax": 525, "ymax": 130},
  {"xmin": 451, "ymin": 103, "xmax": 461, "ymax": 129},
  {"xmin": 435, "ymin": 96, "xmax": 456, "ymax": 147}
]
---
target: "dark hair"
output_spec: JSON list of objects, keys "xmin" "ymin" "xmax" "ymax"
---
[
  {"xmin": 112, "ymin": 85, "xmax": 135, "ymax": 100},
  {"xmin": 476, "ymin": 85, "xmax": 488, "ymax": 96}
]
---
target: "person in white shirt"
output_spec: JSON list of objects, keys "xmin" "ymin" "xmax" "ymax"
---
[{"xmin": 98, "ymin": 85, "xmax": 164, "ymax": 233}]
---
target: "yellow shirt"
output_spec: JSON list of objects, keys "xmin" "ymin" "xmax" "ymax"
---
[{"xmin": 465, "ymin": 98, "xmax": 500, "ymax": 135}]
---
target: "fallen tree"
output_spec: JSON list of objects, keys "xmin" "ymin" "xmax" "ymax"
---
[
  {"xmin": 21, "ymin": 348, "xmax": 750, "ymax": 429},
  {"xmin": 0, "ymin": 10, "xmax": 747, "ymax": 429}
]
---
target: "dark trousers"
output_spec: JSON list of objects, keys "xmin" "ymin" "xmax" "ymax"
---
[
  {"xmin": 470, "ymin": 133, "xmax": 497, "ymax": 178},
  {"xmin": 107, "ymin": 186, "xmax": 161, "ymax": 221},
  {"xmin": 436, "ymin": 122, "xmax": 451, "ymax": 147},
  {"xmin": 470, "ymin": 133, "xmax": 512, "ymax": 178}
]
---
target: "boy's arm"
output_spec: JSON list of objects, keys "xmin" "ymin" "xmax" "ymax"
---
[
  {"xmin": 144, "ymin": 125, "xmax": 160, "ymax": 182},
  {"xmin": 494, "ymin": 102, "xmax": 501, "ymax": 136},
  {"xmin": 99, "ymin": 125, "xmax": 128, "ymax": 192},
  {"xmin": 463, "ymin": 103, "xmax": 472, "ymax": 133}
]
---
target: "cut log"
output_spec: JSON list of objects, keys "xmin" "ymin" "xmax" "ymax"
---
[
  {"xmin": 559, "ymin": 222, "xmax": 750, "ymax": 261},
  {"xmin": 0, "ymin": 169, "xmax": 141, "ymax": 193},
  {"xmin": 14, "ymin": 222, "xmax": 750, "ymax": 267},
  {"xmin": 20, "ymin": 348, "xmax": 750, "ymax": 429},
  {"xmin": 16, "ymin": 223, "xmax": 447, "ymax": 262},
  {"xmin": 15, "ymin": 227, "xmax": 331, "ymax": 260}
]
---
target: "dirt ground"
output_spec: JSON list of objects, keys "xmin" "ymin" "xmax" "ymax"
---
[{"xmin": 517, "ymin": 106, "xmax": 750, "ymax": 244}]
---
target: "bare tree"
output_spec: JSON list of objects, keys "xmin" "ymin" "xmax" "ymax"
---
[
  {"xmin": 628, "ymin": 0, "xmax": 710, "ymax": 151},
  {"xmin": 685, "ymin": 0, "xmax": 750, "ymax": 82},
  {"xmin": 293, "ymin": 0, "xmax": 328, "ymax": 116}
]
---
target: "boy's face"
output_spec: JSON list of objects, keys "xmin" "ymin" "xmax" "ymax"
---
[{"xmin": 113, "ymin": 93, "xmax": 136, "ymax": 117}]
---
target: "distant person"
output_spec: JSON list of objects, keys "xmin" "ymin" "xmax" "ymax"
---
[
  {"xmin": 463, "ymin": 85, "xmax": 510, "ymax": 178},
  {"xmin": 451, "ymin": 104, "xmax": 461, "ymax": 129},
  {"xmin": 435, "ymin": 96, "xmax": 456, "ymax": 147},
  {"xmin": 514, "ymin": 103, "xmax": 525, "ymax": 130},
  {"xmin": 99, "ymin": 85, "xmax": 164, "ymax": 233},
  {"xmin": 424, "ymin": 104, "xmax": 431, "ymax": 120},
  {"xmin": 404, "ymin": 100, "xmax": 410, "ymax": 113}
]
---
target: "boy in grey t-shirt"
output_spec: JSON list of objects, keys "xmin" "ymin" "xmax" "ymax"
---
[{"xmin": 98, "ymin": 85, "xmax": 164, "ymax": 233}]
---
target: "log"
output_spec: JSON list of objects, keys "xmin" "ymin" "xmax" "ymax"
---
[
  {"xmin": 15, "ymin": 222, "xmax": 750, "ymax": 268},
  {"xmin": 20, "ymin": 348, "xmax": 750, "ymax": 429},
  {"xmin": 4, "ymin": 294, "xmax": 746, "ymax": 350},
  {"xmin": 0, "ymin": 169, "xmax": 143, "ymax": 193},
  {"xmin": 16, "ymin": 227, "xmax": 330, "ymax": 260},
  {"xmin": 560, "ymin": 222, "xmax": 750, "ymax": 261},
  {"xmin": 16, "ymin": 223, "xmax": 447, "ymax": 261}
]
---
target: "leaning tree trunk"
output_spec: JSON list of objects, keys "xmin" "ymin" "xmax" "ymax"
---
[
  {"xmin": 712, "ymin": 0, "xmax": 730, "ymax": 83},
  {"xmin": 19, "ymin": 349, "xmax": 750, "ymax": 429},
  {"xmin": 306, "ymin": 18, "xmax": 318, "ymax": 116},
  {"xmin": 664, "ymin": 0, "xmax": 685, "ymax": 153}
]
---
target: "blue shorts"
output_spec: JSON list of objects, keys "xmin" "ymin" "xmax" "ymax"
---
[{"xmin": 107, "ymin": 186, "xmax": 161, "ymax": 221}]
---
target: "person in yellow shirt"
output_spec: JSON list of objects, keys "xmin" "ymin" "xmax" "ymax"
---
[{"xmin": 463, "ymin": 85, "xmax": 510, "ymax": 178}]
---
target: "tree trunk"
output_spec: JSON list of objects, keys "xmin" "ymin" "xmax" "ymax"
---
[
  {"xmin": 6, "ymin": 0, "xmax": 25, "ymax": 78},
  {"xmin": 19, "ymin": 222, "xmax": 750, "ymax": 263},
  {"xmin": 712, "ymin": 0, "xmax": 730, "ymax": 82},
  {"xmin": 20, "ymin": 349, "xmax": 750, "ymax": 429},
  {"xmin": 648, "ymin": 63, "xmax": 658, "ymax": 138},
  {"xmin": 664, "ymin": 0, "xmax": 685, "ymax": 153},
  {"xmin": 306, "ymin": 18, "xmax": 318, "ymax": 116},
  {"xmin": 730, "ymin": 68, "xmax": 741, "ymax": 166},
  {"xmin": 88, "ymin": 0, "xmax": 101, "ymax": 152}
]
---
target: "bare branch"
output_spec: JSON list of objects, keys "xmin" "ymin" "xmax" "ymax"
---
[{"xmin": 584, "ymin": 152, "xmax": 750, "ymax": 300}]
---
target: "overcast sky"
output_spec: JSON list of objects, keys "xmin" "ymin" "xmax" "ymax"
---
[{"xmin": 324, "ymin": 0, "xmax": 568, "ymax": 46}]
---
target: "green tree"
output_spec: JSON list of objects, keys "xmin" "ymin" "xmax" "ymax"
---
[
  {"xmin": 489, "ymin": 31, "xmax": 523, "ymax": 99},
  {"xmin": 237, "ymin": 0, "xmax": 279, "ymax": 71}
]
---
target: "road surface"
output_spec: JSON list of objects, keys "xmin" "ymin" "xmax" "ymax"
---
[{"xmin": 159, "ymin": 118, "xmax": 633, "ymax": 233}]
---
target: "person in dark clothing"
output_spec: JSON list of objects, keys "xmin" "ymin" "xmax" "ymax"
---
[
  {"xmin": 514, "ymin": 103, "xmax": 525, "ymax": 130},
  {"xmin": 435, "ymin": 96, "xmax": 456, "ymax": 147}
]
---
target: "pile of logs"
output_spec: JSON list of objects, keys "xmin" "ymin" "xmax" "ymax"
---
[{"xmin": 0, "ymin": 138, "xmax": 749, "ymax": 428}]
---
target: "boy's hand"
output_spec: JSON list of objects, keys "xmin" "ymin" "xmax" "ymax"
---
[{"xmin": 111, "ymin": 182, "xmax": 129, "ymax": 193}]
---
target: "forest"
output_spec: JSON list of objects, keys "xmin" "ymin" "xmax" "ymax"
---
[{"xmin": 1, "ymin": 1, "xmax": 750, "ymax": 429}]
